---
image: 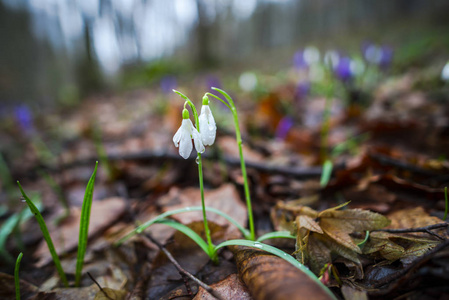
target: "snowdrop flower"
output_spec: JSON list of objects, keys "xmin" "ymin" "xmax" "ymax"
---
[
  {"xmin": 441, "ymin": 61, "xmax": 449, "ymax": 81},
  {"xmin": 173, "ymin": 108, "xmax": 205, "ymax": 159},
  {"xmin": 199, "ymin": 95, "xmax": 217, "ymax": 146}
]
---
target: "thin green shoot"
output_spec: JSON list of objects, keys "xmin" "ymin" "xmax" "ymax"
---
[
  {"xmin": 214, "ymin": 239, "xmax": 337, "ymax": 300},
  {"xmin": 173, "ymin": 90, "xmax": 215, "ymax": 256},
  {"xmin": 207, "ymin": 88, "xmax": 256, "ymax": 241},
  {"xmin": 115, "ymin": 206, "xmax": 251, "ymax": 246},
  {"xmin": 156, "ymin": 219, "xmax": 217, "ymax": 263},
  {"xmin": 15, "ymin": 252, "xmax": 23, "ymax": 300},
  {"xmin": 444, "ymin": 187, "xmax": 448, "ymax": 221},
  {"xmin": 0, "ymin": 196, "xmax": 42, "ymax": 264},
  {"xmin": 17, "ymin": 182, "xmax": 68, "ymax": 287},
  {"xmin": 256, "ymin": 231, "xmax": 296, "ymax": 242},
  {"xmin": 75, "ymin": 161, "xmax": 98, "ymax": 287},
  {"xmin": 320, "ymin": 159, "xmax": 333, "ymax": 188},
  {"xmin": 357, "ymin": 230, "xmax": 370, "ymax": 247}
]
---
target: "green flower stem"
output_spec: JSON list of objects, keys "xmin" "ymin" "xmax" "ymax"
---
[
  {"xmin": 173, "ymin": 90, "xmax": 215, "ymax": 258},
  {"xmin": 207, "ymin": 88, "xmax": 256, "ymax": 241},
  {"xmin": 15, "ymin": 252, "xmax": 23, "ymax": 300},
  {"xmin": 17, "ymin": 182, "xmax": 68, "ymax": 287}
]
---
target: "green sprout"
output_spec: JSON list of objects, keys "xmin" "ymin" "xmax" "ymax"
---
[
  {"xmin": 15, "ymin": 252, "xmax": 23, "ymax": 300},
  {"xmin": 75, "ymin": 161, "xmax": 98, "ymax": 287},
  {"xmin": 17, "ymin": 182, "xmax": 68, "ymax": 287}
]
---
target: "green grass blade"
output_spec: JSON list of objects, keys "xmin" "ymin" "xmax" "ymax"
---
[
  {"xmin": 155, "ymin": 219, "xmax": 212, "ymax": 257},
  {"xmin": 320, "ymin": 159, "xmax": 333, "ymax": 187},
  {"xmin": 115, "ymin": 206, "xmax": 250, "ymax": 246},
  {"xmin": 15, "ymin": 252, "xmax": 23, "ymax": 300},
  {"xmin": 0, "ymin": 197, "xmax": 42, "ymax": 264},
  {"xmin": 256, "ymin": 231, "xmax": 296, "ymax": 242},
  {"xmin": 17, "ymin": 182, "xmax": 68, "ymax": 287},
  {"xmin": 75, "ymin": 162, "xmax": 98, "ymax": 287},
  {"xmin": 214, "ymin": 239, "xmax": 337, "ymax": 300}
]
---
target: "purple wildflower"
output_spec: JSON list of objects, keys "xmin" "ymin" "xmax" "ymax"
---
[
  {"xmin": 160, "ymin": 76, "xmax": 177, "ymax": 95},
  {"xmin": 14, "ymin": 104, "xmax": 34, "ymax": 135},
  {"xmin": 275, "ymin": 116, "xmax": 294, "ymax": 140},
  {"xmin": 334, "ymin": 57, "xmax": 353, "ymax": 82},
  {"xmin": 379, "ymin": 45, "xmax": 393, "ymax": 70},
  {"xmin": 293, "ymin": 50, "xmax": 308, "ymax": 70}
]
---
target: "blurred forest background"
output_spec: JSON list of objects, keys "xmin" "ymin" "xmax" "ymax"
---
[{"xmin": 1, "ymin": 0, "xmax": 449, "ymax": 111}]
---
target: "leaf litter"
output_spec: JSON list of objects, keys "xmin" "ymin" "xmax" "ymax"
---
[{"xmin": 1, "ymin": 59, "xmax": 449, "ymax": 299}]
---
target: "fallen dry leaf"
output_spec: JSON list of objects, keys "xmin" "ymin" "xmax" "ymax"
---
[
  {"xmin": 230, "ymin": 245, "xmax": 335, "ymax": 300},
  {"xmin": 34, "ymin": 197, "xmax": 126, "ymax": 267},
  {"xmin": 193, "ymin": 274, "xmax": 253, "ymax": 300},
  {"xmin": 158, "ymin": 184, "xmax": 247, "ymax": 238}
]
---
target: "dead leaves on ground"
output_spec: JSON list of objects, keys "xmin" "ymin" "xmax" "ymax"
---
[
  {"xmin": 272, "ymin": 199, "xmax": 447, "ymax": 280},
  {"xmin": 230, "ymin": 245, "xmax": 333, "ymax": 300}
]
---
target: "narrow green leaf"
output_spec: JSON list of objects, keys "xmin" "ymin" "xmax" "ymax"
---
[
  {"xmin": 320, "ymin": 159, "xmax": 333, "ymax": 187},
  {"xmin": 0, "ymin": 197, "xmax": 42, "ymax": 264},
  {"xmin": 15, "ymin": 252, "xmax": 23, "ymax": 300},
  {"xmin": 17, "ymin": 182, "xmax": 68, "ymax": 287},
  {"xmin": 115, "ymin": 206, "xmax": 250, "ymax": 246},
  {"xmin": 214, "ymin": 239, "xmax": 337, "ymax": 300},
  {"xmin": 256, "ymin": 231, "xmax": 296, "ymax": 242},
  {"xmin": 155, "ymin": 219, "xmax": 212, "ymax": 257},
  {"xmin": 75, "ymin": 161, "xmax": 98, "ymax": 287}
]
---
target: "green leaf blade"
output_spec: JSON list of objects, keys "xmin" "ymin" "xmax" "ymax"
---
[
  {"xmin": 15, "ymin": 252, "xmax": 23, "ymax": 300},
  {"xmin": 75, "ymin": 162, "xmax": 98, "ymax": 287},
  {"xmin": 17, "ymin": 182, "xmax": 68, "ymax": 287}
]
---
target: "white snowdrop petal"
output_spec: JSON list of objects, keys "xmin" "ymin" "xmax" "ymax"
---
[
  {"xmin": 173, "ymin": 126, "xmax": 182, "ymax": 147},
  {"xmin": 199, "ymin": 105, "xmax": 217, "ymax": 146},
  {"xmin": 192, "ymin": 128, "xmax": 205, "ymax": 154},
  {"xmin": 179, "ymin": 130, "xmax": 192, "ymax": 159}
]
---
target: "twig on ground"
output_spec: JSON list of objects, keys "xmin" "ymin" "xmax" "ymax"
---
[
  {"xmin": 143, "ymin": 233, "xmax": 225, "ymax": 300},
  {"xmin": 374, "ymin": 223, "xmax": 448, "ymax": 240}
]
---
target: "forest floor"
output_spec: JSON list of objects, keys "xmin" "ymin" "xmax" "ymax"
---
[{"xmin": 1, "ymin": 57, "xmax": 449, "ymax": 300}]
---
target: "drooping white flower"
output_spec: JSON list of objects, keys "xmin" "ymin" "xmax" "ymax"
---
[
  {"xmin": 198, "ymin": 95, "xmax": 217, "ymax": 146},
  {"xmin": 442, "ymin": 61, "xmax": 449, "ymax": 81},
  {"xmin": 173, "ymin": 109, "xmax": 205, "ymax": 159}
]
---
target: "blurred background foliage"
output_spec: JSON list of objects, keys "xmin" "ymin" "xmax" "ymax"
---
[{"xmin": 0, "ymin": 0, "xmax": 449, "ymax": 111}]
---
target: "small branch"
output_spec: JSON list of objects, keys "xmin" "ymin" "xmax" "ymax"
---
[
  {"xmin": 375, "ymin": 223, "xmax": 448, "ymax": 239},
  {"xmin": 143, "ymin": 233, "xmax": 225, "ymax": 300}
]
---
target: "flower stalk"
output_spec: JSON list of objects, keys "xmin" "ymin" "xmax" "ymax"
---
[
  {"xmin": 206, "ymin": 88, "xmax": 256, "ymax": 241},
  {"xmin": 173, "ymin": 90, "xmax": 217, "ymax": 263}
]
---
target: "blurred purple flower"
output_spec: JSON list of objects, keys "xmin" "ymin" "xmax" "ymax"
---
[
  {"xmin": 295, "ymin": 81, "xmax": 310, "ymax": 99},
  {"xmin": 275, "ymin": 116, "xmax": 294, "ymax": 140},
  {"xmin": 334, "ymin": 57, "xmax": 353, "ymax": 82},
  {"xmin": 205, "ymin": 75, "xmax": 221, "ymax": 91},
  {"xmin": 361, "ymin": 40, "xmax": 373, "ymax": 60},
  {"xmin": 205, "ymin": 74, "xmax": 223, "ymax": 100},
  {"xmin": 160, "ymin": 76, "xmax": 177, "ymax": 94},
  {"xmin": 379, "ymin": 45, "xmax": 393, "ymax": 70},
  {"xmin": 293, "ymin": 50, "xmax": 308, "ymax": 70},
  {"xmin": 14, "ymin": 104, "xmax": 34, "ymax": 135}
]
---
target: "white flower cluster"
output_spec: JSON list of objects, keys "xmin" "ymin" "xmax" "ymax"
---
[{"xmin": 173, "ymin": 96, "xmax": 216, "ymax": 159}]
